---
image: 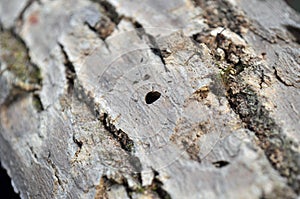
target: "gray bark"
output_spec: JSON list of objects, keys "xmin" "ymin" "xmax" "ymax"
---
[{"xmin": 0, "ymin": 0, "xmax": 299, "ymax": 198}]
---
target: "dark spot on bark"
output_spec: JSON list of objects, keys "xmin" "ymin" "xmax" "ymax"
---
[
  {"xmin": 145, "ymin": 91, "xmax": 161, "ymax": 104},
  {"xmin": 213, "ymin": 160, "xmax": 230, "ymax": 168},
  {"xmin": 143, "ymin": 74, "xmax": 150, "ymax": 80},
  {"xmin": 32, "ymin": 94, "xmax": 44, "ymax": 112}
]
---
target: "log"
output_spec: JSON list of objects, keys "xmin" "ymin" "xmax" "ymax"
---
[{"xmin": 0, "ymin": 0, "xmax": 299, "ymax": 198}]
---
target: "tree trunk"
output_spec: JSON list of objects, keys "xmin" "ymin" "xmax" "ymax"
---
[{"xmin": 0, "ymin": 0, "xmax": 299, "ymax": 198}]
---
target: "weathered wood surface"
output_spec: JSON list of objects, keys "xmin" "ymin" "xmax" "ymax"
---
[{"xmin": 0, "ymin": 0, "xmax": 299, "ymax": 198}]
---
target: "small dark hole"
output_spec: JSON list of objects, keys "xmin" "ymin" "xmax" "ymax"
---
[
  {"xmin": 145, "ymin": 91, "xmax": 161, "ymax": 104},
  {"xmin": 212, "ymin": 160, "xmax": 230, "ymax": 168}
]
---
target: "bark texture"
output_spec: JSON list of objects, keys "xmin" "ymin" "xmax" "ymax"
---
[{"xmin": 0, "ymin": 0, "xmax": 299, "ymax": 198}]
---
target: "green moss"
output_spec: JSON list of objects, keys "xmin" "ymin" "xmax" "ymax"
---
[
  {"xmin": 0, "ymin": 30, "xmax": 42, "ymax": 84},
  {"xmin": 135, "ymin": 186, "xmax": 146, "ymax": 193},
  {"xmin": 125, "ymin": 142, "xmax": 134, "ymax": 152},
  {"xmin": 220, "ymin": 66, "xmax": 233, "ymax": 87}
]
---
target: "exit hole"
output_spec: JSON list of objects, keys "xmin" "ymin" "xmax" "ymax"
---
[{"xmin": 145, "ymin": 91, "xmax": 161, "ymax": 104}]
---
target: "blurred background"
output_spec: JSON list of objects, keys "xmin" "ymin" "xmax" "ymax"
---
[
  {"xmin": 285, "ymin": 0, "xmax": 300, "ymax": 12},
  {"xmin": 0, "ymin": 162, "xmax": 20, "ymax": 198}
]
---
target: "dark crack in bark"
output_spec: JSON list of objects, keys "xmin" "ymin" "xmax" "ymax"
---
[
  {"xmin": 148, "ymin": 169, "xmax": 171, "ymax": 199},
  {"xmin": 58, "ymin": 44, "xmax": 144, "ymax": 174},
  {"xmin": 84, "ymin": 17, "xmax": 115, "ymax": 41},
  {"xmin": 200, "ymin": 34, "xmax": 300, "ymax": 195},
  {"xmin": 225, "ymin": 56, "xmax": 300, "ymax": 197},
  {"xmin": 92, "ymin": 0, "xmax": 121, "ymax": 25},
  {"xmin": 101, "ymin": 113, "xmax": 135, "ymax": 153},
  {"xmin": 87, "ymin": 0, "xmax": 120, "ymax": 40},
  {"xmin": 273, "ymin": 66, "xmax": 295, "ymax": 87},
  {"xmin": 72, "ymin": 134, "xmax": 83, "ymax": 159},
  {"xmin": 59, "ymin": 43, "xmax": 76, "ymax": 94},
  {"xmin": 32, "ymin": 93, "xmax": 44, "ymax": 112},
  {"xmin": 212, "ymin": 160, "xmax": 230, "ymax": 168},
  {"xmin": 46, "ymin": 155, "xmax": 64, "ymax": 192},
  {"xmin": 191, "ymin": 4, "xmax": 300, "ymax": 193},
  {"xmin": 17, "ymin": 0, "xmax": 38, "ymax": 26},
  {"xmin": 129, "ymin": 19, "xmax": 170, "ymax": 72},
  {"xmin": 55, "ymin": 47, "xmax": 136, "ymax": 155}
]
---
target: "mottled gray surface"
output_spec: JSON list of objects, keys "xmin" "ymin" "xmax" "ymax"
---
[
  {"xmin": 239, "ymin": 0, "xmax": 300, "ymax": 146},
  {"xmin": 0, "ymin": 0, "xmax": 299, "ymax": 198},
  {"xmin": 0, "ymin": 0, "xmax": 29, "ymax": 28}
]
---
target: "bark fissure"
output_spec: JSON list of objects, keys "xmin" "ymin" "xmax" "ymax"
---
[
  {"xmin": 72, "ymin": 134, "xmax": 83, "ymax": 157},
  {"xmin": 148, "ymin": 169, "xmax": 171, "ymax": 199},
  {"xmin": 129, "ymin": 19, "xmax": 170, "ymax": 72},
  {"xmin": 47, "ymin": 156, "xmax": 64, "ymax": 191},
  {"xmin": 225, "ymin": 47, "xmax": 298, "ymax": 195},
  {"xmin": 28, "ymin": 144, "xmax": 38, "ymax": 161},
  {"xmin": 58, "ymin": 43, "xmax": 136, "ymax": 157},
  {"xmin": 59, "ymin": 43, "xmax": 76, "ymax": 94},
  {"xmin": 87, "ymin": 0, "xmax": 118, "ymax": 40},
  {"xmin": 273, "ymin": 66, "xmax": 295, "ymax": 87},
  {"xmin": 101, "ymin": 113, "xmax": 135, "ymax": 153},
  {"xmin": 225, "ymin": 73, "xmax": 300, "ymax": 194},
  {"xmin": 92, "ymin": 0, "xmax": 121, "ymax": 25},
  {"xmin": 32, "ymin": 93, "xmax": 44, "ymax": 112},
  {"xmin": 17, "ymin": 0, "xmax": 37, "ymax": 25},
  {"xmin": 201, "ymin": 33, "xmax": 300, "ymax": 194},
  {"xmin": 192, "ymin": 1, "xmax": 300, "ymax": 193}
]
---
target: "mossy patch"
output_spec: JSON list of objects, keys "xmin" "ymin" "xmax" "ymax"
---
[{"xmin": 0, "ymin": 30, "xmax": 42, "ymax": 84}]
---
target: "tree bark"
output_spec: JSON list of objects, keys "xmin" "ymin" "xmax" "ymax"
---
[{"xmin": 0, "ymin": 0, "xmax": 299, "ymax": 198}]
